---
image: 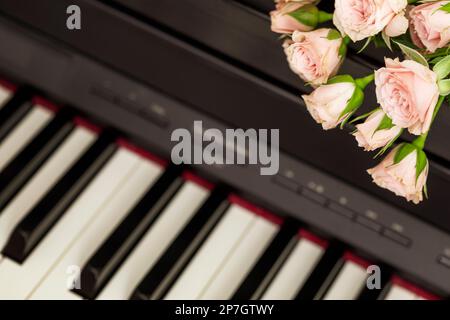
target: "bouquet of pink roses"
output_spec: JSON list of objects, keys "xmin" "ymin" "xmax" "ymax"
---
[{"xmin": 271, "ymin": 0, "xmax": 450, "ymax": 204}]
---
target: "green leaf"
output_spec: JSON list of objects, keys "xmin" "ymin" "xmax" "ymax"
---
[
  {"xmin": 338, "ymin": 41, "xmax": 347, "ymax": 57},
  {"xmin": 327, "ymin": 29, "xmax": 341, "ymax": 40},
  {"xmin": 430, "ymin": 56, "xmax": 445, "ymax": 65},
  {"xmin": 338, "ymin": 86, "xmax": 364, "ymax": 124},
  {"xmin": 394, "ymin": 41, "xmax": 429, "ymax": 67},
  {"xmin": 374, "ymin": 129, "xmax": 403, "ymax": 158},
  {"xmin": 358, "ymin": 37, "xmax": 372, "ymax": 54},
  {"xmin": 288, "ymin": 4, "xmax": 319, "ymax": 27},
  {"xmin": 424, "ymin": 46, "xmax": 450, "ymax": 59},
  {"xmin": 415, "ymin": 149, "xmax": 428, "ymax": 182},
  {"xmin": 375, "ymin": 114, "xmax": 394, "ymax": 132},
  {"xmin": 318, "ymin": 11, "xmax": 334, "ymax": 23},
  {"xmin": 327, "ymin": 75, "xmax": 355, "ymax": 85},
  {"xmin": 326, "ymin": 29, "xmax": 347, "ymax": 57},
  {"xmin": 381, "ymin": 31, "xmax": 392, "ymax": 51},
  {"xmin": 439, "ymin": 3, "xmax": 450, "ymax": 13},
  {"xmin": 433, "ymin": 55, "xmax": 450, "ymax": 79},
  {"xmin": 394, "ymin": 143, "xmax": 416, "ymax": 164},
  {"xmin": 438, "ymin": 79, "xmax": 450, "ymax": 96},
  {"xmin": 355, "ymin": 74, "xmax": 375, "ymax": 90},
  {"xmin": 372, "ymin": 34, "xmax": 386, "ymax": 48},
  {"xmin": 349, "ymin": 108, "xmax": 379, "ymax": 124},
  {"xmin": 339, "ymin": 110, "xmax": 357, "ymax": 129}
]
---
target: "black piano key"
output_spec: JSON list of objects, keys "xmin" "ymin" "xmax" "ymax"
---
[
  {"xmin": 130, "ymin": 187, "xmax": 229, "ymax": 300},
  {"xmin": 74, "ymin": 165, "xmax": 183, "ymax": 300},
  {"xmin": 232, "ymin": 220, "xmax": 299, "ymax": 300},
  {"xmin": 2, "ymin": 132, "xmax": 116, "ymax": 263},
  {"xmin": 295, "ymin": 242, "xmax": 345, "ymax": 300},
  {"xmin": 0, "ymin": 88, "xmax": 32, "ymax": 143},
  {"xmin": 0, "ymin": 110, "xmax": 73, "ymax": 213}
]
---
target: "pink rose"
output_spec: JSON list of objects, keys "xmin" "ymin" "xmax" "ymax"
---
[
  {"xmin": 334, "ymin": 0, "xmax": 408, "ymax": 42},
  {"xmin": 302, "ymin": 81, "xmax": 357, "ymax": 130},
  {"xmin": 375, "ymin": 58, "xmax": 439, "ymax": 135},
  {"xmin": 270, "ymin": 2, "xmax": 316, "ymax": 34},
  {"xmin": 353, "ymin": 109, "xmax": 402, "ymax": 151},
  {"xmin": 409, "ymin": 1, "xmax": 450, "ymax": 53},
  {"xmin": 285, "ymin": 29, "xmax": 344, "ymax": 86},
  {"xmin": 368, "ymin": 144, "xmax": 428, "ymax": 204}
]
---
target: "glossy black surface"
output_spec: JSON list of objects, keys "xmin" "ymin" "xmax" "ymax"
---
[
  {"xmin": 131, "ymin": 187, "xmax": 229, "ymax": 300},
  {"xmin": 74, "ymin": 165, "xmax": 182, "ymax": 299},
  {"xmin": 0, "ymin": 0, "xmax": 449, "ymax": 296},
  {"xmin": 0, "ymin": 110, "xmax": 73, "ymax": 213},
  {"xmin": 2, "ymin": 133, "xmax": 116, "ymax": 263}
]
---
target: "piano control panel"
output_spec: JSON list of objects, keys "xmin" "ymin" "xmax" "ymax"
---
[{"xmin": 273, "ymin": 173, "xmax": 412, "ymax": 247}]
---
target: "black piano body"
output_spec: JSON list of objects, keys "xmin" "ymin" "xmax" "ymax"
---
[{"xmin": 0, "ymin": 0, "xmax": 448, "ymax": 299}]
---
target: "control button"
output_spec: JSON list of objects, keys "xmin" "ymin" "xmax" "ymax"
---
[
  {"xmin": 382, "ymin": 228, "xmax": 411, "ymax": 247},
  {"xmin": 356, "ymin": 215, "xmax": 382, "ymax": 233},
  {"xmin": 90, "ymin": 85, "xmax": 117, "ymax": 104},
  {"xmin": 328, "ymin": 202, "xmax": 355, "ymax": 219},
  {"xmin": 273, "ymin": 175, "xmax": 299, "ymax": 192},
  {"xmin": 300, "ymin": 187, "xmax": 326, "ymax": 205},
  {"xmin": 438, "ymin": 255, "xmax": 450, "ymax": 269},
  {"xmin": 137, "ymin": 103, "xmax": 169, "ymax": 128},
  {"xmin": 118, "ymin": 97, "xmax": 143, "ymax": 113}
]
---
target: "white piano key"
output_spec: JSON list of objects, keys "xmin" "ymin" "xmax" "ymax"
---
[
  {"xmin": 0, "ymin": 105, "xmax": 53, "ymax": 171},
  {"xmin": 384, "ymin": 277, "xmax": 438, "ymax": 300},
  {"xmin": 0, "ymin": 147, "xmax": 141, "ymax": 299},
  {"xmin": 262, "ymin": 235, "xmax": 326, "ymax": 300},
  {"xmin": 165, "ymin": 204, "xmax": 255, "ymax": 300},
  {"xmin": 200, "ymin": 216, "xmax": 278, "ymax": 299},
  {"xmin": 0, "ymin": 84, "xmax": 12, "ymax": 109},
  {"xmin": 97, "ymin": 180, "xmax": 210, "ymax": 300},
  {"xmin": 384, "ymin": 285, "xmax": 416, "ymax": 300},
  {"xmin": 30, "ymin": 157, "xmax": 164, "ymax": 300},
  {"xmin": 323, "ymin": 254, "xmax": 369, "ymax": 300},
  {"xmin": 0, "ymin": 126, "xmax": 96, "ymax": 253}
]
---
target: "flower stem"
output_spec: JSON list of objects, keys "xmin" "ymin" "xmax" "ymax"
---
[
  {"xmin": 318, "ymin": 11, "xmax": 333, "ymax": 24},
  {"xmin": 355, "ymin": 73, "xmax": 375, "ymax": 90},
  {"xmin": 432, "ymin": 95, "xmax": 445, "ymax": 123},
  {"xmin": 412, "ymin": 95, "xmax": 445, "ymax": 149},
  {"xmin": 412, "ymin": 134, "xmax": 427, "ymax": 149},
  {"xmin": 343, "ymin": 36, "xmax": 351, "ymax": 45}
]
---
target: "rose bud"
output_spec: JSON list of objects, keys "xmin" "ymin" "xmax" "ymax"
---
[
  {"xmin": 333, "ymin": 0, "xmax": 408, "ymax": 42},
  {"xmin": 301, "ymin": 74, "xmax": 371, "ymax": 130},
  {"xmin": 368, "ymin": 143, "xmax": 429, "ymax": 204},
  {"xmin": 375, "ymin": 58, "xmax": 440, "ymax": 135},
  {"xmin": 409, "ymin": 1, "xmax": 450, "ymax": 53},
  {"xmin": 285, "ymin": 29, "xmax": 347, "ymax": 86},
  {"xmin": 271, "ymin": 3, "xmax": 333, "ymax": 34},
  {"xmin": 353, "ymin": 109, "xmax": 402, "ymax": 151}
]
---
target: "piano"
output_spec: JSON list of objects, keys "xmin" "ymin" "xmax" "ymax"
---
[{"xmin": 0, "ymin": 0, "xmax": 448, "ymax": 300}]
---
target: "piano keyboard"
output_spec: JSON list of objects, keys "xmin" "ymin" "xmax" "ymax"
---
[
  {"xmin": 0, "ymin": 80, "xmax": 14, "ymax": 110},
  {"xmin": 0, "ymin": 81, "xmax": 441, "ymax": 300}
]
